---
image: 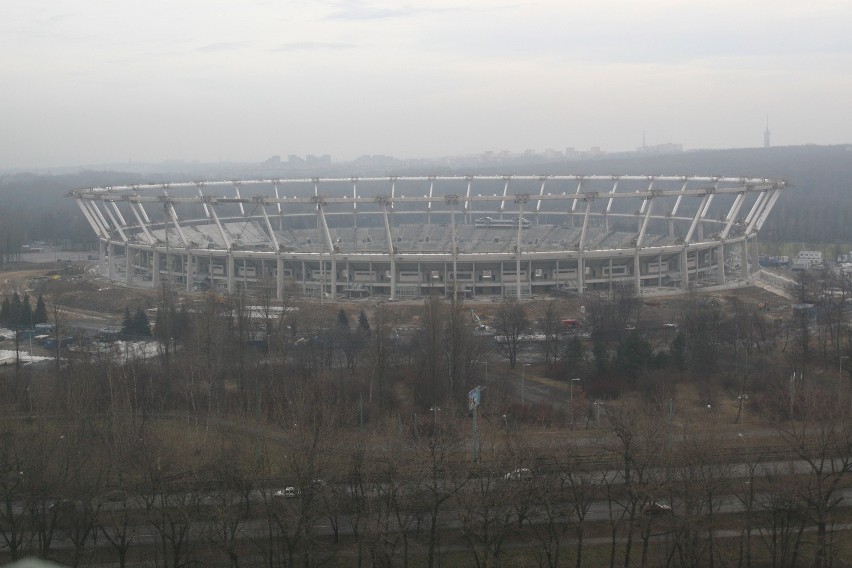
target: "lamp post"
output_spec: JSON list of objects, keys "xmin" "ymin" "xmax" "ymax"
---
[
  {"xmin": 737, "ymin": 394, "xmax": 749, "ymax": 424},
  {"xmin": 569, "ymin": 378, "xmax": 581, "ymax": 425},
  {"xmin": 522, "ymin": 363, "xmax": 530, "ymax": 406}
]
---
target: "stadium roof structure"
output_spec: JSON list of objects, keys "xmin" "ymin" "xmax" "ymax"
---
[{"xmin": 70, "ymin": 175, "xmax": 786, "ymax": 300}]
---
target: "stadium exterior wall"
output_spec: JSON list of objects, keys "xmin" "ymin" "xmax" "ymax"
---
[{"xmin": 69, "ymin": 175, "xmax": 786, "ymax": 300}]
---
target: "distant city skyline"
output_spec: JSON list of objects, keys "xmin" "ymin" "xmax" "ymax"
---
[{"xmin": 3, "ymin": 0, "xmax": 851, "ymax": 169}]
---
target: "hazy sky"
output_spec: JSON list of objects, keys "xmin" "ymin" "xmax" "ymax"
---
[{"xmin": 3, "ymin": 0, "xmax": 851, "ymax": 168}]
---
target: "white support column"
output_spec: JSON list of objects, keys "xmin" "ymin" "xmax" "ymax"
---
[
  {"xmin": 196, "ymin": 182, "xmax": 210, "ymax": 218},
  {"xmin": 136, "ymin": 200, "xmax": 152, "ymax": 224},
  {"xmin": 743, "ymin": 191, "xmax": 766, "ymax": 227},
  {"xmin": 351, "ymin": 178, "xmax": 358, "ymax": 229},
  {"xmin": 259, "ymin": 202, "xmax": 281, "ymax": 251},
  {"xmin": 448, "ymin": 195, "xmax": 458, "ymax": 299},
  {"xmin": 107, "ymin": 242, "xmax": 115, "ymax": 280},
  {"xmin": 104, "ymin": 204, "xmax": 128, "ymax": 243},
  {"xmin": 427, "ymin": 178, "xmax": 434, "ymax": 225},
  {"xmin": 208, "ymin": 205, "xmax": 232, "ymax": 250},
  {"xmin": 126, "ymin": 249, "xmax": 133, "ymax": 285},
  {"xmin": 636, "ymin": 197, "xmax": 654, "ymax": 247},
  {"xmin": 110, "ymin": 201, "xmax": 127, "ymax": 226},
  {"xmin": 516, "ymin": 198, "xmax": 524, "ymax": 300},
  {"xmin": 464, "ymin": 176, "xmax": 473, "ymax": 221},
  {"xmin": 277, "ymin": 257, "xmax": 284, "ymax": 300},
  {"xmin": 75, "ymin": 198, "xmax": 108, "ymax": 239},
  {"xmin": 742, "ymin": 236, "xmax": 749, "ymax": 278},
  {"xmin": 381, "ymin": 204, "xmax": 395, "ymax": 300},
  {"xmin": 720, "ymin": 192, "xmax": 747, "ymax": 239},
  {"xmin": 186, "ymin": 253, "xmax": 192, "ymax": 292},
  {"xmin": 685, "ymin": 193, "xmax": 711, "ymax": 243},
  {"xmin": 681, "ymin": 247, "xmax": 689, "ymax": 291},
  {"xmin": 316, "ymin": 200, "xmax": 336, "ymax": 299},
  {"xmin": 499, "ymin": 176, "xmax": 510, "ymax": 216},
  {"xmin": 227, "ymin": 254, "xmax": 235, "ymax": 294},
  {"xmin": 751, "ymin": 189, "xmax": 782, "ymax": 234},
  {"xmin": 570, "ymin": 179, "xmax": 583, "ymax": 227},
  {"xmin": 718, "ymin": 243, "xmax": 726, "ymax": 285},
  {"xmin": 634, "ymin": 252, "xmax": 641, "ymax": 293},
  {"xmin": 89, "ymin": 201, "xmax": 111, "ymax": 236},
  {"xmin": 152, "ymin": 250, "xmax": 160, "ymax": 287},
  {"xmin": 577, "ymin": 256, "xmax": 585, "ymax": 294},
  {"xmin": 578, "ymin": 197, "xmax": 593, "ymax": 251},
  {"xmin": 534, "ymin": 177, "xmax": 547, "ymax": 225},
  {"xmin": 233, "ymin": 182, "xmax": 245, "ymax": 216},
  {"xmin": 604, "ymin": 179, "xmax": 619, "ymax": 232},
  {"xmin": 167, "ymin": 203, "xmax": 190, "ymax": 248},
  {"xmin": 129, "ymin": 202, "xmax": 156, "ymax": 245}
]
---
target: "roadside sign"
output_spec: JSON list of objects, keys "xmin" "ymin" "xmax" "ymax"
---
[{"xmin": 468, "ymin": 386, "xmax": 481, "ymax": 411}]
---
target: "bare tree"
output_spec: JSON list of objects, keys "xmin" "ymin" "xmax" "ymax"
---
[
  {"xmin": 539, "ymin": 301, "xmax": 562, "ymax": 367},
  {"xmin": 494, "ymin": 298, "xmax": 529, "ymax": 368},
  {"xmin": 777, "ymin": 385, "xmax": 852, "ymax": 568}
]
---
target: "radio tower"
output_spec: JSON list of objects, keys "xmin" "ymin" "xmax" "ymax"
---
[{"xmin": 763, "ymin": 115, "xmax": 771, "ymax": 148}]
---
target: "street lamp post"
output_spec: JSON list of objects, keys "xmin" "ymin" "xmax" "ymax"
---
[
  {"xmin": 593, "ymin": 400, "xmax": 603, "ymax": 423},
  {"xmin": 522, "ymin": 364, "xmax": 530, "ymax": 406},
  {"xmin": 737, "ymin": 394, "xmax": 749, "ymax": 424}
]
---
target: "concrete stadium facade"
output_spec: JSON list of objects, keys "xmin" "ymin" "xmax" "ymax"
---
[{"xmin": 70, "ymin": 175, "xmax": 786, "ymax": 300}]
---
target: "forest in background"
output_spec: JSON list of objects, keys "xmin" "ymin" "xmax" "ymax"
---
[{"xmin": 0, "ymin": 144, "xmax": 850, "ymax": 264}]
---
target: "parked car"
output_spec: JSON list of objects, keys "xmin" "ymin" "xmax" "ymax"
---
[
  {"xmin": 641, "ymin": 501, "xmax": 673, "ymax": 516},
  {"xmin": 504, "ymin": 468, "xmax": 533, "ymax": 482},
  {"xmin": 273, "ymin": 487, "xmax": 299, "ymax": 499}
]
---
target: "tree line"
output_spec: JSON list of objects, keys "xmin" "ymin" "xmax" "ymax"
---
[{"xmin": 0, "ymin": 292, "xmax": 48, "ymax": 328}]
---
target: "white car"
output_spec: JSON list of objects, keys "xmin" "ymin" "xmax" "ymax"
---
[
  {"xmin": 504, "ymin": 468, "xmax": 533, "ymax": 482},
  {"xmin": 273, "ymin": 487, "xmax": 299, "ymax": 499}
]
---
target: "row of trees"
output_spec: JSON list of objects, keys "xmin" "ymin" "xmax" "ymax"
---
[
  {"xmin": 0, "ymin": 292, "xmax": 48, "ymax": 328},
  {"xmin": 119, "ymin": 306, "xmax": 152, "ymax": 338},
  {"xmin": 1, "ymin": 368, "xmax": 850, "ymax": 567}
]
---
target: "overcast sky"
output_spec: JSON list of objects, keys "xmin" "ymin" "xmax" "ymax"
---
[{"xmin": 2, "ymin": 0, "xmax": 851, "ymax": 168}]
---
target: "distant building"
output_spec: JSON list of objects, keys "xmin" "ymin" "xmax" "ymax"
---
[
  {"xmin": 792, "ymin": 250, "xmax": 824, "ymax": 271},
  {"xmin": 306, "ymin": 154, "xmax": 332, "ymax": 165}
]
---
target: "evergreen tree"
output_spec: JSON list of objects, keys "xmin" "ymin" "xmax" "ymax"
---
[
  {"xmin": 561, "ymin": 336, "xmax": 584, "ymax": 376},
  {"xmin": 0, "ymin": 297, "xmax": 9, "ymax": 325},
  {"xmin": 121, "ymin": 306, "xmax": 134, "ymax": 336},
  {"xmin": 614, "ymin": 331, "xmax": 654, "ymax": 384},
  {"xmin": 337, "ymin": 308, "xmax": 350, "ymax": 329},
  {"xmin": 19, "ymin": 295, "xmax": 32, "ymax": 327},
  {"xmin": 9, "ymin": 292, "xmax": 21, "ymax": 327},
  {"xmin": 133, "ymin": 307, "xmax": 152, "ymax": 337},
  {"xmin": 670, "ymin": 331, "xmax": 687, "ymax": 381},
  {"xmin": 32, "ymin": 295, "xmax": 47, "ymax": 325},
  {"xmin": 358, "ymin": 309, "xmax": 371, "ymax": 335}
]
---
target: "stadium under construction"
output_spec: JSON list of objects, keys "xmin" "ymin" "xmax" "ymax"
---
[{"xmin": 69, "ymin": 175, "xmax": 787, "ymax": 300}]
